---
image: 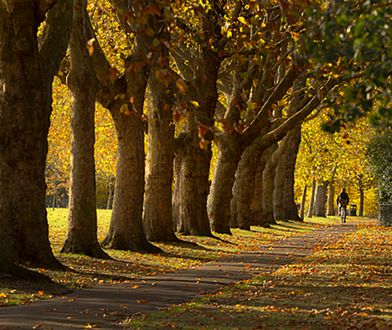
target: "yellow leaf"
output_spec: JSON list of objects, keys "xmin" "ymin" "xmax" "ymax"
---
[
  {"xmin": 86, "ymin": 38, "xmax": 96, "ymax": 56},
  {"xmin": 238, "ymin": 16, "xmax": 247, "ymax": 24}
]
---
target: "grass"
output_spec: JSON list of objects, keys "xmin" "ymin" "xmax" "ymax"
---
[{"xmin": 124, "ymin": 221, "xmax": 392, "ymax": 329}]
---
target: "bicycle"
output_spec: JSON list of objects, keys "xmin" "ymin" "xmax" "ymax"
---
[{"xmin": 339, "ymin": 204, "xmax": 347, "ymax": 224}]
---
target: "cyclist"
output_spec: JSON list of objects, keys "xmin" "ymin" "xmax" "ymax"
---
[{"xmin": 337, "ymin": 188, "xmax": 350, "ymax": 223}]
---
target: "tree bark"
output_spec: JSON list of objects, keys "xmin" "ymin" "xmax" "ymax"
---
[
  {"xmin": 174, "ymin": 48, "xmax": 221, "ymax": 236},
  {"xmin": 144, "ymin": 71, "xmax": 177, "ymax": 242},
  {"xmin": 61, "ymin": 0, "xmax": 109, "ymax": 259},
  {"xmin": 358, "ymin": 176, "xmax": 364, "ymax": 217},
  {"xmin": 172, "ymin": 156, "xmax": 183, "ymax": 232},
  {"xmin": 313, "ymin": 181, "xmax": 328, "ymax": 217},
  {"xmin": 207, "ymin": 135, "xmax": 243, "ymax": 234},
  {"xmin": 102, "ymin": 2, "xmax": 160, "ymax": 252},
  {"xmin": 0, "ymin": 1, "xmax": 71, "ymax": 270},
  {"xmin": 232, "ymin": 141, "xmax": 268, "ymax": 230},
  {"xmin": 307, "ymin": 177, "xmax": 316, "ymax": 218},
  {"xmin": 273, "ymin": 126, "xmax": 302, "ymax": 221},
  {"xmin": 106, "ymin": 178, "xmax": 114, "ymax": 210},
  {"xmin": 103, "ymin": 110, "xmax": 159, "ymax": 252},
  {"xmin": 250, "ymin": 150, "xmax": 269, "ymax": 226},
  {"xmin": 143, "ymin": 7, "xmax": 178, "ymax": 242},
  {"xmin": 300, "ymin": 185, "xmax": 307, "ymax": 220},
  {"xmin": 327, "ymin": 179, "xmax": 335, "ymax": 216},
  {"xmin": 175, "ymin": 139, "xmax": 213, "ymax": 236},
  {"xmin": 260, "ymin": 144, "xmax": 279, "ymax": 226}
]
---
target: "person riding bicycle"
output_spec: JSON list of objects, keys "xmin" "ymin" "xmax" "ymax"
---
[{"xmin": 337, "ymin": 188, "xmax": 350, "ymax": 222}]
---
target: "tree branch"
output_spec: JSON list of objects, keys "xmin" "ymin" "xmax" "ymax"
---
[{"xmin": 39, "ymin": 0, "xmax": 73, "ymax": 85}]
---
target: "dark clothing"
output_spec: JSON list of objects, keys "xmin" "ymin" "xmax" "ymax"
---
[{"xmin": 337, "ymin": 192, "xmax": 350, "ymax": 207}]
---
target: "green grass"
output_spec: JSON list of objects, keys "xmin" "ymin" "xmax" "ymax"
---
[{"xmin": 124, "ymin": 223, "xmax": 392, "ymax": 329}]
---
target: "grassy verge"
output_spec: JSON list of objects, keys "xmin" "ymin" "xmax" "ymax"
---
[{"xmin": 125, "ymin": 221, "xmax": 392, "ymax": 329}]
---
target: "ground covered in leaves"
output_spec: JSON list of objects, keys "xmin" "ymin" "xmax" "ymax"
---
[
  {"xmin": 126, "ymin": 222, "xmax": 392, "ymax": 329},
  {"xmin": 0, "ymin": 208, "xmax": 335, "ymax": 306}
]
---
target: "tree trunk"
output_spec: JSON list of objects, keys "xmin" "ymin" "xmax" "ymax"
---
[
  {"xmin": 106, "ymin": 179, "xmax": 114, "ymax": 210},
  {"xmin": 314, "ymin": 181, "xmax": 328, "ymax": 217},
  {"xmin": 102, "ymin": 4, "xmax": 161, "ymax": 252},
  {"xmin": 327, "ymin": 179, "xmax": 335, "ymax": 216},
  {"xmin": 103, "ymin": 112, "xmax": 159, "ymax": 252},
  {"xmin": 358, "ymin": 176, "xmax": 364, "ymax": 217},
  {"xmin": 207, "ymin": 135, "xmax": 243, "ymax": 234},
  {"xmin": 273, "ymin": 126, "xmax": 302, "ymax": 221},
  {"xmin": 300, "ymin": 185, "xmax": 307, "ymax": 220},
  {"xmin": 307, "ymin": 177, "xmax": 316, "ymax": 218},
  {"xmin": 0, "ymin": 1, "xmax": 71, "ymax": 270},
  {"xmin": 260, "ymin": 144, "xmax": 279, "ymax": 226},
  {"xmin": 174, "ymin": 46, "xmax": 221, "ymax": 236},
  {"xmin": 143, "ymin": 67, "xmax": 177, "ymax": 242},
  {"xmin": 172, "ymin": 156, "xmax": 182, "ymax": 232},
  {"xmin": 61, "ymin": 0, "xmax": 109, "ymax": 259},
  {"xmin": 232, "ymin": 141, "xmax": 267, "ymax": 230},
  {"xmin": 250, "ymin": 150, "xmax": 269, "ymax": 225},
  {"xmin": 175, "ymin": 140, "xmax": 213, "ymax": 236}
]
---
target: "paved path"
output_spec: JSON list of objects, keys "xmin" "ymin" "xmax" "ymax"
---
[{"xmin": 0, "ymin": 224, "xmax": 356, "ymax": 329}]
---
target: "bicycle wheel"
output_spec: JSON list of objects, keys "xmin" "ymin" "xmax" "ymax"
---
[{"xmin": 340, "ymin": 207, "xmax": 346, "ymax": 224}]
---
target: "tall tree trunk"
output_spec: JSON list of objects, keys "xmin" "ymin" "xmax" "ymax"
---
[
  {"xmin": 103, "ymin": 112, "xmax": 159, "ymax": 252},
  {"xmin": 250, "ymin": 150, "xmax": 269, "ymax": 226},
  {"xmin": 300, "ymin": 185, "xmax": 307, "ymax": 220},
  {"xmin": 232, "ymin": 141, "xmax": 267, "ymax": 230},
  {"xmin": 314, "ymin": 181, "xmax": 328, "ymax": 217},
  {"xmin": 175, "ymin": 48, "xmax": 221, "ymax": 236},
  {"xmin": 102, "ymin": 2, "xmax": 161, "ymax": 252},
  {"xmin": 144, "ymin": 67, "xmax": 177, "ymax": 242},
  {"xmin": 358, "ymin": 175, "xmax": 364, "ymax": 217},
  {"xmin": 0, "ymin": 1, "xmax": 72, "ymax": 270},
  {"xmin": 260, "ymin": 144, "xmax": 279, "ymax": 226},
  {"xmin": 307, "ymin": 177, "xmax": 316, "ymax": 218},
  {"xmin": 208, "ymin": 135, "xmax": 242, "ymax": 234},
  {"xmin": 273, "ymin": 126, "xmax": 302, "ymax": 221},
  {"xmin": 327, "ymin": 179, "xmax": 335, "ymax": 216},
  {"xmin": 172, "ymin": 155, "xmax": 182, "ymax": 232},
  {"xmin": 61, "ymin": 0, "xmax": 109, "ymax": 259},
  {"xmin": 106, "ymin": 179, "xmax": 114, "ymax": 210},
  {"xmin": 176, "ymin": 139, "xmax": 213, "ymax": 236}
]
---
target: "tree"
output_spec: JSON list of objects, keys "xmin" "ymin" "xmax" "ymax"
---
[
  {"xmin": 208, "ymin": 1, "xmax": 341, "ymax": 232},
  {"xmin": 368, "ymin": 129, "xmax": 392, "ymax": 226},
  {"xmin": 0, "ymin": 0, "xmax": 72, "ymax": 274},
  {"xmin": 304, "ymin": 0, "xmax": 392, "ymax": 130},
  {"xmin": 143, "ymin": 1, "xmax": 179, "ymax": 242},
  {"xmin": 296, "ymin": 114, "xmax": 376, "ymax": 218},
  {"xmin": 85, "ymin": 0, "xmax": 160, "ymax": 252},
  {"xmin": 273, "ymin": 125, "xmax": 302, "ymax": 221},
  {"xmin": 61, "ymin": 0, "xmax": 110, "ymax": 258},
  {"xmin": 171, "ymin": 0, "xmax": 235, "ymax": 236}
]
